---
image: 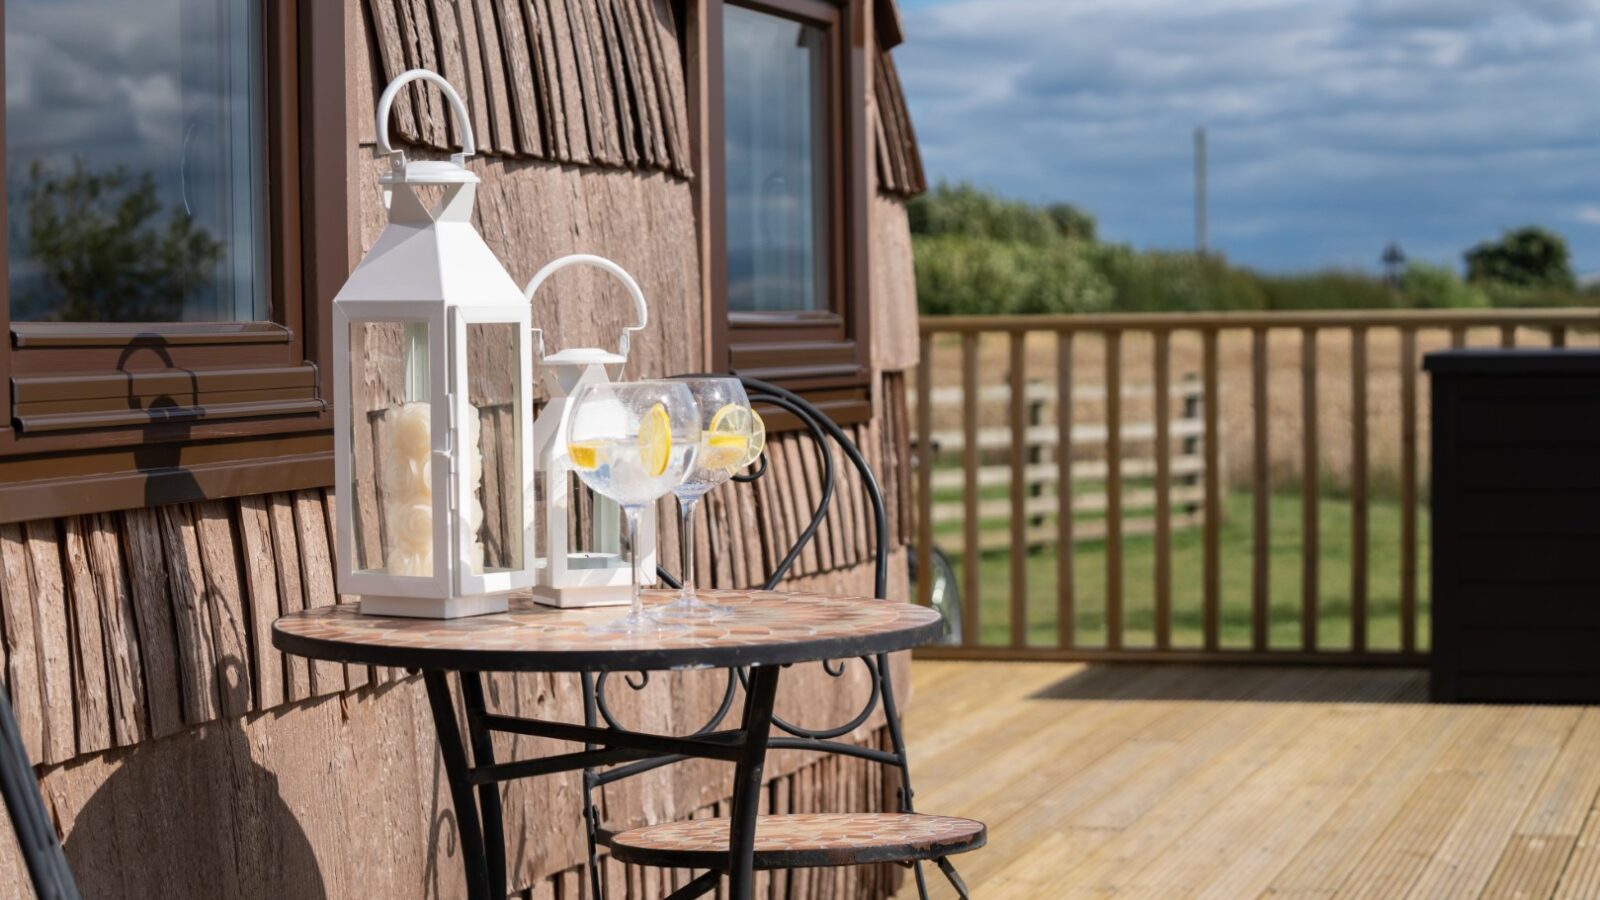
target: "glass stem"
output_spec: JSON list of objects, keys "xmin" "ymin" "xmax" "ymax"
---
[
  {"xmin": 625, "ymin": 506, "xmax": 643, "ymax": 621},
  {"xmin": 678, "ymin": 495, "xmax": 699, "ymax": 599}
]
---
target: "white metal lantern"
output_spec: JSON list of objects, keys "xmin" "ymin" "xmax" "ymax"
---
[
  {"xmin": 525, "ymin": 254, "xmax": 655, "ymax": 608},
  {"xmin": 333, "ymin": 69, "xmax": 534, "ymax": 619}
]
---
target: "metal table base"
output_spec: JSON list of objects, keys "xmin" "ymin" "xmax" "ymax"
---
[{"xmin": 424, "ymin": 665, "xmax": 783, "ymax": 900}]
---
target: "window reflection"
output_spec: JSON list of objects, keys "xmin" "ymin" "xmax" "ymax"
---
[
  {"xmin": 723, "ymin": 4, "xmax": 829, "ymax": 314},
  {"xmin": 5, "ymin": 0, "xmax": 267, "ymax": 323}
]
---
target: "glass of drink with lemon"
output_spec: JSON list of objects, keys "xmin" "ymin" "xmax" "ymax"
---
[
  {"xmin": 655, "ymin": 377, "xmax": 765, "ymax": 618},
  {"xmin": 565, "ymin": 380, "xmax": 700, "ymax": 633}
]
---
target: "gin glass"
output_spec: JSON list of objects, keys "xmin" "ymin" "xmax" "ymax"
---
[
  {"xmin": 656, "ymin": 378, "xmax": 764, "ymax": 618},
  {"xmin": 566, "ymin": 380, "xmax": 700, "ymax": 634}
]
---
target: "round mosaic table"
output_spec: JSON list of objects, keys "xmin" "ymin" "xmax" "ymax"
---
[{"xmin": 272, "ymin": 590, "xmax": 943, "ymax": 900}]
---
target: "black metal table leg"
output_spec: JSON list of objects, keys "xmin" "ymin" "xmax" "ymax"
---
[
  {"xmin": 460, "ymin": 673, "xmax": 508, "ymax": 900},
  {"xmin": 424, "ymin": 671, "xmax": 492, "ymax": 900},
  {"xmin": 727, "ymin": 664, "xmax": 782, "ymax": 900}
]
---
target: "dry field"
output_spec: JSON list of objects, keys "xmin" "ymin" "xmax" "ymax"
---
[{"xmin": 918, "ymin": 323, "xmax": 1597, "ymax": 494}]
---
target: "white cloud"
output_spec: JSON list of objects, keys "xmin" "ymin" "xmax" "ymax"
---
[
  {"xmin": 1575, "ymin": 205, "xmax": 1600, "ymax": 225},
  {"xmin": 897, "ymin": 0, "xmax": 1600, "ymax": 271}
]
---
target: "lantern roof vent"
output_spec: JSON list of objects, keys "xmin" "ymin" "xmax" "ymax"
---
[
  {"xmin": 375, "ymin": 70, "xmax": 482, "ymax": 186},
  {"xmin": 384, "ymin": 159, "xmax": 479, "ymax": 185},
  {"xmin": 543, "ymin": 348, "xmax": 627, "ymax": 367}
]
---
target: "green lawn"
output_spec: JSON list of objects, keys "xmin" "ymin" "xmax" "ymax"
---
[{"xmin": 941, "ymin": 490, "xmax": 1429, "ymax": 652}]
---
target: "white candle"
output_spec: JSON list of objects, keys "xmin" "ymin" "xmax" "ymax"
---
[{"xmin": 380, "ymin": 400, "xmax": 486, "ymax": 576}]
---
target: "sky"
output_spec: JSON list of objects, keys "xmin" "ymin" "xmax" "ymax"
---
[{"xmin": 894, "ymin": 0, "xmax": 1600, "ymax": 275}]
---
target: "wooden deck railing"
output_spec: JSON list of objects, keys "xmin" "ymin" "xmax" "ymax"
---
[
  {"xmin": 912, "ymin": 308, "xmax": 1600, "ymax": 665},
  {"xmin": 924, "ymin": 379, "xmax": 1209, "ymax": 551}
]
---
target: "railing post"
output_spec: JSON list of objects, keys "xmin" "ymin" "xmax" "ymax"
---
[
  {"xmin": 961, "ymin": 333, "xmax": 981, "ymax": 648},
  {"xmin": 1056, "ymin": 331, "xmax": 1076, "ymax": 650},
  {"xmin": 1301, "ymin": 326, "xmax": 1320, "ymax": 653},
  {"xmin": 1399, "ymin": 327, "xmax": 1418, "ymax": 654},
  {"xmin": 1351, "ymin": 326, "xmax": 1370, "ymax": 653},
  {"xmin": 1104, "ymin": 330, "xmax": 1124, "ymax": 651},
  {"xmin": 1251, "ymin": 327, "xmax": 1270, "ymax": 652},
  {"xmin": 916, "ymin": 333, "xmax": 934, "ymax": 611},
  {"xmin": 1008, "ymin": 332, "xmax": 1029, "ymax": 649},
  {"xmin": 1153, "ymin": 330, "xmax": 1173, "ymax": 651},
  {"xmin": 1202, "ymin": 328, "xmax": 1222, "ymax": 651}
]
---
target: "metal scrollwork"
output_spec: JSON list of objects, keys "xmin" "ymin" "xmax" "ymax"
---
[{"xmin": 592, "ymin": 667, "xmax": 740, "ymax": 737}]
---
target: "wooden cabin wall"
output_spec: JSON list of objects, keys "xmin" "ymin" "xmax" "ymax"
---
[
  {"xmin": 0, "ymin": 2, "xmax": 927, "ymax": 897},
  {"xmin": 0, "ymin": 491, "xmax": 910, "ymax": 898}
]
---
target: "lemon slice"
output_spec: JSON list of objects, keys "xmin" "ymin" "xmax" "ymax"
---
[
  {"xmin": 708, "ymin": 403, "xmax": 766, "ymax": 468},
  {"xmin": 742, "ymin": 408, "xmax": 766, "ymax": 467},
  {"xmin": 568, "ymin": 440, "xmax": 603, "ymax": 471},
  {"xmin": 638, "ymin": 403, "xmax": 672, "ymax": 477},
  {"xmin": 701, "ymin": 432, "xmax": 749, "ymax": 471}
]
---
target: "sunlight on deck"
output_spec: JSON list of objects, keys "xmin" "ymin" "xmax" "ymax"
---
[{"xmin": 896, "ymin": 661, "xmax": 1600, "ymax": 899}]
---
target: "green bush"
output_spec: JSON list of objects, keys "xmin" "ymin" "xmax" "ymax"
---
[
  {"xmin": 1482, "ymin": 282, "xmax": 1599, "ymax": 308},
  {"xmin": 1258, "ymin": 270, "xmax": 1400, "ymax": 310},
  {"xmin": 907, "ymin": 183, "xmax": 1060, "ymax": 245},
  {"xmin": 913, "ymin": 234, "xmax": 1112, "ymax": 316},
  {"xmin": 1400, "ymin": 262, "xmax": 1488, "ymax": 309},
  {"xmin": 1018, "ymin": 240, "xmax": 1114, "ymax": 313},
  {"xmin": 1096, "ymin": 247, "xmax": 1269, "ymax": 312}
]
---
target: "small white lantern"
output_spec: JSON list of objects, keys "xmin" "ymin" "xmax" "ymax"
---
[
  {"xmin": 333, "ymin": 69, "xmax": 534, "ymax": 618},
  {"xmin": 525, "ymin": 254, "xmax": 655, "ymax": 608}
]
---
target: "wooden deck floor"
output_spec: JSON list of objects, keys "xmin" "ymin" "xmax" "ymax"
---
[{"xmin": 894, "ymin": 661, "xmax": 1600, "ymax": 899}]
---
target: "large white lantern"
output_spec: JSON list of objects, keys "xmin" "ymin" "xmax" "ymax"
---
[
  {"xmin": 333, "ymin": 69, "xmax": 534, "ymax": 619},
  {"xmin": 525, "ymin": 254, "xmax": 655, "ymax": 608}
]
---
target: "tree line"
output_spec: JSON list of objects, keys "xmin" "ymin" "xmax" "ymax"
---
[{"xmin": 910, "ymin": 183, "xmax": 1595, "ymax": 316}]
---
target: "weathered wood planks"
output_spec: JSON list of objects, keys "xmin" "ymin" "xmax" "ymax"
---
[
  {"xmin": 361, "ymin": 0, "xmax": 695, "ymax": 177},
  {"xmin": 872, "ymin": 48, "xmax": 925, "ymax": 198}
]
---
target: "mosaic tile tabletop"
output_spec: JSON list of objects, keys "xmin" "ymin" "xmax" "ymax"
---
[
  {"xmin": 610, "ymin": 813, "xmax": 987, "ymax": 868},
  {"xmin": 273, "ymin": 590, "xmax": 944, "ymax": 673}
]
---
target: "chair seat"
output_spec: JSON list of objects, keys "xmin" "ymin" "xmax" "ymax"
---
[{"xmin": 609, "ymin": 812, "xmax": 986, "ymax": 870}]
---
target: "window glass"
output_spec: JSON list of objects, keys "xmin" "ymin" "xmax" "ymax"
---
[
  {"xmin": 5, "ymin": 0, "xmax": 267, "ymax": 323},
  {"xmin": 723, "ymin": 4, "xmax": 829, "ymax": 314}
]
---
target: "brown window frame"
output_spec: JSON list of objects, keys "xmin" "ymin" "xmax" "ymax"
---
[
  {"xmin": 701, "ymin": 0, "xmax": 873, "ymax": 427},
  {"xmin": 0, "ymin": 0, "xmax": 346, "ymax": 523}
]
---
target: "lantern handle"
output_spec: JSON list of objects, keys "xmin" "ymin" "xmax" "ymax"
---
[
  {"xmin": 376, "ymin": 69, "xmax": 476, "ymax": 174},
  {"xmin": 524, "ymin": 254, "xmax": 649, "ymax": 362}
]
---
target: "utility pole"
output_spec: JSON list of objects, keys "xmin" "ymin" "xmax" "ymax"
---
[{"xmin": 1194, "ymin": 126, "xmax": 1208, "ymax": 257}]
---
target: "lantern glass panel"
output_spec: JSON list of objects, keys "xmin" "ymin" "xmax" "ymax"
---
[
  {"xmin": 349, "ymin": 319, "xmax": 437, "ymax": 580},
  {"xmin": 464, "ymin": 322, "xmax": 524, "ymax": 574},
  {"xmin": 567, "ymin": 477, "xmax": 623, "ymax": 560}
]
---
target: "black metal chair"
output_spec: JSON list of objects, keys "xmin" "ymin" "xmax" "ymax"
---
[
  {"xmin": 577, "ymin": 376, "xmax": 981, "ymax": 899},
  {"xmin": 0, "ymin": 687, "xmax": 82, "ymax": 900}
]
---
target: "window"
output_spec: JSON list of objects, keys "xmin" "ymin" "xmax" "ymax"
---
[
  {"xmin": 7, "ymin": 0, "xmax": 267, "ymax": 324},
  {"xmin": 0, "ymin": 0, "xmax": 347, "ymax": 522},
  {"xmin": 723, "ymin": 6, "xmax": 829, "ymax": 315},
  {"xmin": 705, "ymin": 0, "xmax": 871, "ymax": 425}
]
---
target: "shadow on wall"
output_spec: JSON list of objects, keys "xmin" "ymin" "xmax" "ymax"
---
[{"xmin": 60, "ymin": 662, "xmax": 329, "ymax": 899}]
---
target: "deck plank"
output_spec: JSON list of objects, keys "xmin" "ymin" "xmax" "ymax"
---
[
  {"xmin": 1554, "ymin": 809, "xmax": 1600, "ymax": 900},
  {"xmin": 893, "ymin": 661, "xmax": 1598, "ymax": 900}
]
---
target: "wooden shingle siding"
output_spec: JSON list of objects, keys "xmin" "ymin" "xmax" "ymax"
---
[
  {"xmin": 0, "ymin": 477, "xmax": 907, "ymax": 892},
  {"xmin": 364, "ymin": 0, "xmax": 695, "ymax": 178},
  {"xmin": 686, "ymin": 414, "xmax": 895, "ymax": 593},
  {"xmin": 0, "ymin": 494, "xmax": 327, "ymax": 757},
  {"xmin": 873, "ymin": 48, "xmax": 925, "ymax": 199}
]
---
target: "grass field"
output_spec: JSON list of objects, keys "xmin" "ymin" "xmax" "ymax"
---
[{"xmin": 939, "ymin": 490, "xmax": 1429, "ymax": 652}]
